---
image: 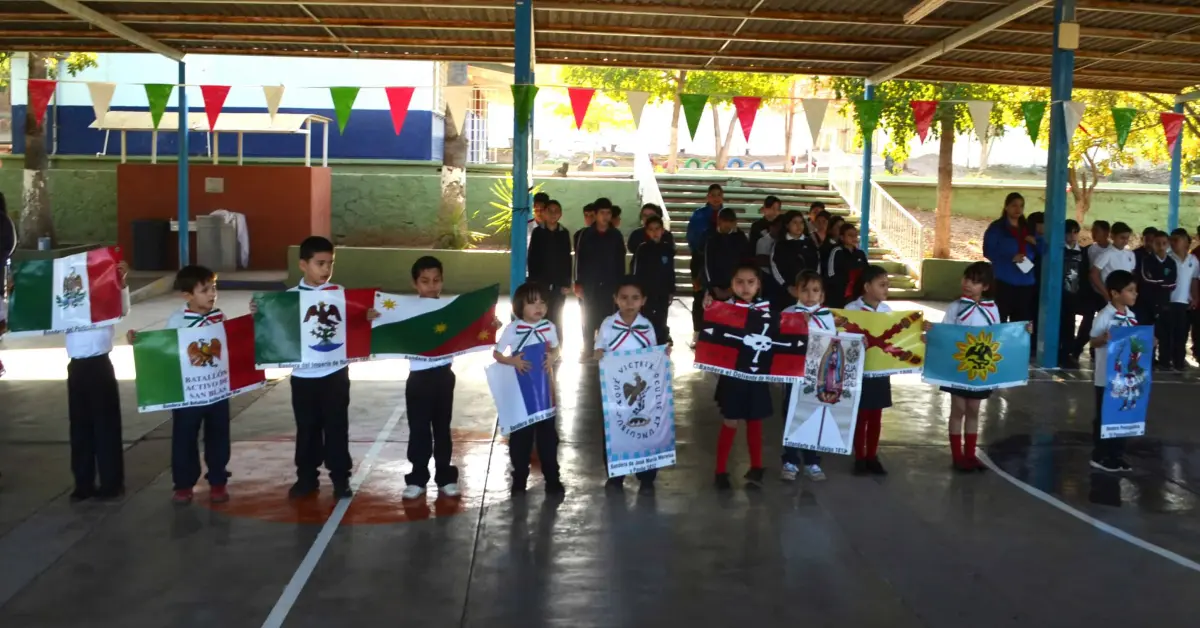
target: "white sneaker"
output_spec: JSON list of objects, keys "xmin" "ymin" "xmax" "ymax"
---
[
  {"xmin": 804, "ymin": 464, "xmax": 827, "ymax": 481},
  {"xmin": 401, "ymin": 484, "xmax": 426, "ymax": 500},
  {"xmin": 688, "ymin": 332, "xmax": 699, "ymax": 349},
  {"xmin": 780, "ymin": 462, "xmax": 799, "ymax": 482},
  {"xmin": 439, "ymin": 483, "xmax": 461, "ymax": 498}
]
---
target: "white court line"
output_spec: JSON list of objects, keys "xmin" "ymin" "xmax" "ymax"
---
[
  {"xmin": 260, "ymin": 405, "xmax": 406, "ymax": 628},
  {"xmin": 976, "ymin": 450, "xmax": 1200, "ymax": 574}
]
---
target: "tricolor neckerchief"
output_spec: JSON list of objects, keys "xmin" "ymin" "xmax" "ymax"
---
[
  {"xmin": 796, "ymin": 303, "xmax": 833, "ymax": 329},
  {"xmin": 955, "ymin": 297, "xmax": 998, "ymax": 325},
  {"xmin": 730, "ymin": 298, "xmax": 770, "ymax": 312},
  {"xmin": 514, "ymin": 319, "xmax": 553, "ymax": 351},
  {"xmin": 856, "ymin": 299, "xmax": 881, "ymax": 312},
  {"xmin": 1113, "ymin": 309, "xmax": 1138, "ymax": 327},
  {"xmin": 609, "ymin": 317, "xmax": 652, "ymax": 350},
  {"xmin": 182, "ymin": 308, "xmax": 225, "ymax": 328}
]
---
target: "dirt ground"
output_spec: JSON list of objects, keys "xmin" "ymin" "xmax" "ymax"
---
[{"xmin": 912, "ymin": 208, "xmax": 990, "ymax": 260}]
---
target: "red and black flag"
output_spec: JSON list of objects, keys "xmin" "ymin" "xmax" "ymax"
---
[{"xmin": 694, "ymin": 301, "xmax": 808, "ymax": 382}]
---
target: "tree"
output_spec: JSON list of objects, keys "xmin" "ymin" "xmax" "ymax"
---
[
  {"xmin": 561, "ymin": 66, "xmax": 685, "ymax": 170},
  {"xmin": 686, "ymin": 71, "xmax": 790, "ymax": 170},
  {"xmin": 435, "ymin": 62, "xmax": 470, "ymax": 249}
]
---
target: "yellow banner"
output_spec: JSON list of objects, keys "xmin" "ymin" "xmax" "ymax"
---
[{"xmin": 831, "ymin": 309, "xmax": 925, "ymax": 375}]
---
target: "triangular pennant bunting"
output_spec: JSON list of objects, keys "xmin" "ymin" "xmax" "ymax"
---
[
  {"xmin": 567, "ymin": 87, "xmax": 595, "ymax": 130},
  {"xmin": 27, "ymin": 79, "xmax": 57, "ymax": 127},
  {"xmin": 1062, "ymin": 101, "xmax": 1086, "ymax": 145},
  {"xmin": 511, "ymin": 85, "xmax": 539, "ymax": 134},
  {"xmin": 86, "ymin": 82, "xmax": 116, "ymax": 125},
  {"xmin": 801, "ymin": 98, "xmax": 829, "ymax": 144},
  {"xmin": 966, "ymin": 101, "xmax": 994, "ymax": 145},
  {"xmin": 144, "ymin": 83, "xmax": 175, "ymax": 130},
  {"xmin": 1021, "ymin": 101, "xmax": 1047, "ymax": 143},
  {"xmin": 444, "ymin": 85, "xmax": 471, "ymax": 135},
  {"xmin": 1161, "ymin": 112, "xmax": 1185, "ymax": 153},
  {"xmin": 200, "ymin": 85, "xmax": 231, "ymax": 131},
  {"xmin": 626, "ymin": 90, "xmax": 650, "ymax": 129},
  {"xmin": 679, "ymin": 93, "xmax": 708, "ymax": 141},
  {"xmin": 384, "ymin": 86, "xmax": 415, "ymax": 135},
  {"xmin": 329, "ymin": 86, "xmax": 359, "ymax": 134},
  {"xmin": 853, "ymin": 99, "xmax": 883, "ymax": 138},
  {"xmin": 1111, "ymin": 107, "xmax": 1137, "ymax": 150},
  {"xmin": 910, "ymin": 100, "xmax": 938, "ymax": 144},
  {"xmin": 263, "ymin": 85, "xmax": 284, "ymax": 120},
  {"xmin": 731, "ymin": 96, "xmax": 762, "ymax": 142}
]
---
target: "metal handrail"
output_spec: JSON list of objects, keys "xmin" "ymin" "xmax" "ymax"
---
[{"xmin": 825, "ymin": 145, "xmax": 924, "ymax": 277}]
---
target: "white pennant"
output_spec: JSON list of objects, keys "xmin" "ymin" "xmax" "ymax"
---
[
  {"xmin": 263, "ymin": 85, "xmax": 285, "ymax": 121},
  {"xmin": 967, "ymin": 100, "xmax": 994, "ymax": 145},
  {"xmin": 444, "ymin": 85, "xmax": 471, "ymax": 135},
  {"xmin": 626, "ymin": 91, "xmax": 650, "ymax": 129},
  {"xmin": 801, "ymin": 98, "xmax": 829, "ymax": 144},
  {"xmin": 86, "ymin": 82, "xmax": 116, "ymax": 125},
  {"xmin": 1062, "ymin": 101, "xmax": 1086, "ymax": 145}
]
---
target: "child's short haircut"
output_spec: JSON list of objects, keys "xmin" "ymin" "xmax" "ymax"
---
[
  {"xmin": 817, "ymin": 210, "xmax": 832, "ymax": 220},
  {"xmin": 545, "ymin": 199, "xmax": 562, "ymax": 212},
  {"xmin": 593, "ymin": 197, "xmax": 613, "ymax": 211},
  {"xmin": 809, "ymin": 201, "xmax": 826, "ymax": 213},
  {"xmin": 962, "ymin": 261, "xmax": 994, "ymax": 288},
  {"xmin": 614, "ymin": 275, "xmax": 644, "ymax": 296},
  {"xmin": 1111, "ymin": 221, "xmax": 1133, "ymax": 236},
  {"xmin": 611, "ymin": 205, "xmax": 622, "ymax": 220},
  {"xmin": 763, "ymin": 195, "xmax": 780, "ymax": 208},
  {"xmin": 511, "ymin": 281, "xmax": 549, "ymax": 318},
  {"xmin": 644, "ymin": 215, "xmax": 664, "ymax": 229},
  {"xmin": 718, "ymin": 207, "xmax": 738, "ymax": 222},
  {"xmin": 1092, "ymin": 220, "xmax": 1110, "ymax": 231},
  {"xmin": 1171, "ymin": 228, "xmax": 1191, "ymax": 240},
  {"xmin": 840, "ymin": 223, "xmax": 858, "ymax": 236},
  {"xmin": 707, "ymin": 183, "xmax": 723, "ymax": 193},
  {"xmin": 174, "ymin": 265, "xmax": 216, "ymax": 293},
  {"xmin": 733, "ymin": 261, "xmax": 761, "ymax": 278},
  {"xmin": 794, "ymin": 269, "xmax": 823, "ymax": 291},
  {"xmin": 1065, "ymin": 219, "xmax": 1080, "ymax": 233},
  {"xmin": 1142, "ymin": 226, "xmax": 1157, "ymax": 238},
  {"xmin": 1155, "ymin": 229, "xmax": 1170, "ymax": 239},
  {"xmin": 533, "ymin": 192, "xmax": 551, "ymax": 205},
  {"xmin": 411, "ymin": 255, "xmax": 443, "ymax": 280},
  {"xmin": 1027, "ymin": 211, "xmax": 1044, "ymax": 226},
  {"xmin": 855, "ymin": 265, "xmax": 889, "ymax": 297},
  {"xmin": 299, "ymin": 236, "xmax": 334, "ymax": 260},
  {"xmin": 583, "ymin": 202, "xmax": 596, "ymax": 215},
  {"xmin": 1105, "ymin": 269, "xmax": 1135, "ymax": 294},
  {"xmin": 641, "ymin": 203, "xmax": 662, "ymax": 216}
]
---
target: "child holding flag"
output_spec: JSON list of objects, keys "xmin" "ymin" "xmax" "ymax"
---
[
  {"xmin": 845, "ymin": 265, "xmax": 893, "ymax": 476},
  {"xmin": 780, "ymin": 270, "xmax": 832, "ymax": 482},
  {"xmin": 1089, "ymin": 270, "xmax": 1145, "ymax": 473}
]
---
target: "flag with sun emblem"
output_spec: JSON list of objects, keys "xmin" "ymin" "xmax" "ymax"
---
[
  {"xmin": 370, "ymin": 284, "xmax": 500, "ymax": 361},
  {"xmin": 922, "ymin": 322, "xmax": 1029, "ymax": 391}
]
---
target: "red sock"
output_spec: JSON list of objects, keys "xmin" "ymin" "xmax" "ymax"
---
[
  {"xmin": 853, "ymin": 414, "xmax": 868, "ymax": 460},
  {"xmin": 964, "ymin": 433, "xmax": 978, "ymax": 461},
  {"xmin": 949, "ymin": 434, "xmax": 963, "ymax": 463},
  {"xmin": 716, "ymin": 425, "xmax": 737, "ymax": 474},
  {"xmin": 746, "ymin": 420, "xmax": 763, "ymax": 469},
  {"xmin": 865, "ymin": 410, "xmax": 883, "ymax": 459}
]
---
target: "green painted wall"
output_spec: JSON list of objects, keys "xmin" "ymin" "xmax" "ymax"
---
[{"xmin": 286, "ymin": 245, "xmax": 514, "ymax": 293}]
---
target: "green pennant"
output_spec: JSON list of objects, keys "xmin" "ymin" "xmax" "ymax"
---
[
  {"xmin": 853, "ymin": 99, "xmax": 883, "ymax": 138},
  {"xmin": 329, "ymin": 87, "xmax": 360, "ymax": 134},
  {"xmin": 1021, "ymin": 101, "xmax": 1047, "ymax": 143},
  {"xmin": 1111, "ymin": 107, "xmax": 1137, "ymax": 150},
  {"xmin": 143, "ymin": 84, "xmax": 175, "ymax": 130},
  {"xmin": 679, "ymin": 93, "xmax": 708, "ymax": 140},
  {"xmin": 511, "ymin": 84, "xmax": 539, "ymax": 134}
]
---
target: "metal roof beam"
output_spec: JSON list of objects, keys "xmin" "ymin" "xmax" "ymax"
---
[
  {"xmin": 867, "ymin": 0, "xmax": 1051, "ymax": 85},
  {"xmin": 1178, "ymin": 91, "xmax": 1200, "ymax": 105},
  {"xmin": 39, "ymin": 0, "xmax": 184, "ymax": 60}
]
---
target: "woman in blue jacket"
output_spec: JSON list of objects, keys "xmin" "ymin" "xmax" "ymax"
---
[{"xmin": 983, "ymin": 192, "xmax": 1038, "ymax": 325}]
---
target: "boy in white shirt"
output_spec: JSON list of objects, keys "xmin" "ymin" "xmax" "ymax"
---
[
  {"xmin": 1166, "ymin": 229, "xmax": 1199, "ymax": 370},
  {"xmin": 1089, "ymin": 221, "xmax": 1135, "ymax": 301},
  {"xmin": 1088, "ymin": 270, "xmax": 1142, "ymax": 473}
]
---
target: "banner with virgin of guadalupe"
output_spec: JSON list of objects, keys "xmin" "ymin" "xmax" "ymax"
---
[
  {"xmin": 783, "ymin": 331, "xmax": 866, "ymax": 456},
  {"xmin": 1101, "ymin": 325, "xmax": 1153, "ymax": 438},
  {"xmin": 599, "ymin": 345, "xmax": 676, "ymax": 477}
]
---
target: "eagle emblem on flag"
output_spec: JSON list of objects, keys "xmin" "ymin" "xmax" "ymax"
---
[
  {"xmin": 55, "ymin": 270, "xmax": 86, "ymax": 310},
  {"xmin": 187, "ymin": 338, "xmax": 223, "ymax": 367},
  {"xmin": 304, "ymin": 301, "xmax": 344, "ymax": 351},
  {"xmin": 694, "ymin": 301, "xmax": 808, "ymax": 382}
]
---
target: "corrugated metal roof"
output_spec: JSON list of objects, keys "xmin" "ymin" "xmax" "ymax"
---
[{"xmin": 1, "ymin": 0, "xmax": 1197, "ymax": 94}]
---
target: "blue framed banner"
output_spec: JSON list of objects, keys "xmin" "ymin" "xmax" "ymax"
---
[
  {"xmin": 1101, "ymin": 325, "xmax": 1153, "ymax": 439},
  {"xmin": 922, "ymin": 322, "xmax": 1030, "ymax": 391},
  {"xmin": 599, "ymin": 345, "xmax": 676, "ymax": 478},
  {"xmin": 486, "ymin": 342, "xmax": 555, "ymax": 436}
]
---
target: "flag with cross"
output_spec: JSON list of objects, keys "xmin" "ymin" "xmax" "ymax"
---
[{"xmin": 693, "ymin": 301, "xmax": 808, "ymax": 382}]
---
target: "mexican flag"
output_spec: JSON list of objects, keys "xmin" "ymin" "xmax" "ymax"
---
[
  {"xmin": 7, "ymin": 246, "xmax": 125, "ymax": 336},
  {"xmin": 371, "ymin": 284, "xmax": 499, "ymax": 360},
  {"xmin": 132, "ymin": 315, "xmax": 265, "ymax": 412},
  {"xmin": 254, "ymin": 287, "xmax": 374, "ymax": 369}
]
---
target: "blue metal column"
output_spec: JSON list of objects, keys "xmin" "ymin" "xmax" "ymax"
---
[
  {"xmin": 177, "ymin": 61, "xmax": 190, "ymax": 268},
  {"xmin": 1035, "ymin": 0, "xmax": 1075, "ymax": 368},
  {"xmin": 509, "ymin": 0, "xmax": 533, "ymax": 296},
  {"xmin": 859, "ymin": 82, "xmax": 875, "ymax": 252},
  {"xmin": 1167, "ymin": 100, "xmax": 1184, "ymax": 232}
]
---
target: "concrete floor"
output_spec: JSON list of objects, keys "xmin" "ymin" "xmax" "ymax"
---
[{"xmin": 1, "ymin": 294, "xmax": 1199, "ymax": 627}]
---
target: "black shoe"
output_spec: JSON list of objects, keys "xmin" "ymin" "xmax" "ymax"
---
[
  {"xmin": 638, "ymin": 480, "xmax": 655, "ymax": 495},
  {"xmin": 714, "ymin": 473, "xmax": 732, "ymax": 490},
  {"xmin": 288, "ymin": 480, "xmax": 319, "ymax": 499},
  {"xmin": 69, "ymin": 486, "xmax": 95, "ymax": 502},
  {"xmin": 743, "ymin": 467, "xmax": 765, "ymax": 488},
  {"xmin": 332, "ymin": 483, "xmax": 354, "ymax": 500},
  {"xmin": 853, "ymin": 459, "xmax": 869, "ymax": 476},
  {"xmin": 605, "ymin": 476, "xmax": 625, "ymax": 491},
  {"xmin": 511, "ymin": 477, "xmax": 528, "ymax": 494},
  {"xmin": 1061, "ymin": 355, "xmax": 1081, "ymax": 369},
  {"xmin": 865, "ymin": 458, "xmax": 888, "ymax": 476},
  {"xmin": 545, "ymin": 479, "xmax": 566, "ymax": 495},
  {"xmin": 1089, "ymin": 457, "xmax": 1121, "ymax": 473},
  {"xmin": 1114, "ymin": 457, "xmax": 1134, "ymax": 473},
  {"xmin": 94, "ymin": 487, "xmax": 125, "ymax": 501}
]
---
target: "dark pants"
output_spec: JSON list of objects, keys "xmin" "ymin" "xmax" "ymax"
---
[
  {"xmin": 1059, "ymin": 292, "xmax": 1080, "ymax": 361},
  {"xmin": 1092, "ymin": 386, "xmax": 1125, "ymax": 461},
  {"xmin": 582, "ymin": 285, "xmax": 616, "ymax": 349},
  {"xmin": 1162, "ymin": 303, "xmax": 1190, "ymax": 368},
  {"xmin": 290, "ymin": 367, "xmax": 352, "ymax": 485},
  {"xmin": 1074, "ymin": 300, "xmax": 1100, "ymax": 358},
  {"xmin": 644, "ymin": 293, "xmax": 672, "ymax": 344},
  {"xmin": 546, "ymin": 288, "xmax": 566, "ymax": 344},
  {"xmin": 67, "ymin": 355, "xmax": 125, "ymax": 493},
  {"xmin": 1192, "ymin": 308, "xmax": 1200, "ymax": 361},
  {"xmin": 996, "ymin": 281, "xmax": 1037, "ymax": 324},
  {"xmin": 689, "ymin": 254, "xmax": 704, "ymax": 332},
  {"xmin": 509, "ymin": 418, "xmax": 559, "ymax": 483},
  {"xmin": 405, "ymin": 365, "xmax": 458, "ymax": 487},
  {"xmin": 171, "ymin": 400, "xmax": 231, "ymax": 490}
]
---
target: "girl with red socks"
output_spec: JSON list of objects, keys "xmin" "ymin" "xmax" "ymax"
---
[
  {"xmin": 706, "ymin": 264, "xmax": 773, "ymax": 490},
  {"xmin": 845, "ymin": 266, "xmax": 894, "ymax": 476}
]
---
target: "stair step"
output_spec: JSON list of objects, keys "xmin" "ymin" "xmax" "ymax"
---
[
  {"xmin": 658, "ymin": 184, "xmax": 838, "ymax": 198},
  {"xmin": 655, "ymin": 174, "xmax": 831, "ymax": 189},
  {"xmin": 664, "ymin": 204, "xmax": 851, "ymax": 217}
]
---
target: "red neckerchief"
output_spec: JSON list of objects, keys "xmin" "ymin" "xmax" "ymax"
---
[{"xmin": 1006, "ymin": 220, "xmax": 1029, "ymax": 256}]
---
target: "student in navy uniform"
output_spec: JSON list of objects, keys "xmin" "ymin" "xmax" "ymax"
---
[
  {"xmin": 686, "ymin": 184, "xmax": 724, "ymax": 346},
  {"xmin": 818, "ymin": 216, "xmax": 846, "ymax": 276},
  {"xmin": 572, "ymin": 203, "xmax": 597, "ymax": 341},
  {"xmin": 769, "ymin": 210, "xmax": 820, "ymax": 313},
  {"xmin": 1060, "ymin": 220, "xmax": 1086, "ymax": 367},
  {"xmin": 576, "ymin": 198, "xmax": 626, "ymax": 355},
  {"xmin": 1132, "ymin": 226, "xmax": 1157, "ymax": 262},
  {"xmin": 703, "ymin": 208, "xmax": 751, "ymax": 303},
  {"xmin": 527, "ymin": 199, "xmax": 573, "ymax": 338},
  {"xmin": 748, "ymin": 195, "xmax": 782, "ymax": 246},
  {"xmin": 630, "ymin": 215, "xmax": 676, "ymax": 345},
  {"xmin": 1166, "ymin": 229, "xmax": 1198, "ymax": 371},
  {"xmin": 1135, "ymin": 230, "xmax": 1176, "ymax": 367},
  {"xmin": 825, "ymin": 223, "xmax": 869, "ymax": 309},
  {"xmin": 626, "ymin": 203, "xmax": 675, "ymax": 254}
]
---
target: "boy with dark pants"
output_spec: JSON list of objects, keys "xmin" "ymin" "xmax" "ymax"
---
[
  {"xmin": 403, "ymin": 256, "xmax": 462, "ymax": 499},
  {"xmin": 631, "ymin": 215, "xmax": 677, "ymax": 344},
  {"xmin": 576, "ymin": 198, "xmax": 625, "ymax": 355},
  {"xmin": 527, "ymin": 199, "xmax": 572, "ymax": 340},
  {"xmin": 1135, "ymin": 230, "xmax": 1176, "ymax": 367},
  {"xmin": 1060, "ymin": 220, "xmax": 1086, "ymax": 367},
  {"xmin": 685, "ymin": 184, "xmax": 724, "ymax": 346},
  {"xmin": 1167, "ymin": 229, "xmax": 1198, "ymax": 370},
  {"xmin": 1089, "ymin": 270, "xmax": 1141, "ymax": 473}
]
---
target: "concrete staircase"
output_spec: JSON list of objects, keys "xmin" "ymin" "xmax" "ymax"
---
[{"xmin": 656, "ymin": 173, "xmax": 921, "ymax": 298}]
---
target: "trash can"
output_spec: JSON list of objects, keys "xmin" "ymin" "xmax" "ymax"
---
[
  {"xmin": 196, "ymin": 215, "xmax": 238, "ymax": 272},
  {"xmin": 131, "ymin": 219, "xmax": 169, "ymax": 271}
]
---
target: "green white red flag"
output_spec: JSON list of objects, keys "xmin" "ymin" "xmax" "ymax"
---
[
  {"xmin": 371, "ymin": 284, "xmax": 499, "ymax": 360},
  {"xmin": 7, "ymin": 246, "xmax": 125, "ymax": 336},
  {"xmin": 253, "ymin": 288, "xmax": 374, "ymax": 369},
  {"xmin": 132, "ymin": 315, "xmax": 265, "ymax": 412}
]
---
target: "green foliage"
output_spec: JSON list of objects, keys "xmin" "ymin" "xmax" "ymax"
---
[
  {"xmin": 435, "ymin": 207, "xmax": 487, "ymax": 250},
  {"xmin": 0, "ymin": 52, "xmax": 99, "ymax": 87},
  {"xmin": 548, "ymin": 90, "xmax": 634, "ymax": 134},
  {"xmin": 486, "ymin": 175, "xmax": 545, "ymax": 237},
  {"xmin": 561, "ymin": 66, "xmax": 791, "ymax": 105}
]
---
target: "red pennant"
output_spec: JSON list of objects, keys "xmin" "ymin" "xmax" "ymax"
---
[
  {"xmin": 200, "ymin": 85, "xmax": 231, "ymax": 131},
  {"xmin": 731, "ymin": 96, "xmax": 762, "ymax": 142},
  {"xmin": 27, "ymin": 79, "xmax": 57, "ymax": 127},
  {"xmin": 1160, "ymin": 112, "xmax": 1185, "ymax": 154},
  {"xmin": 384, "ymin": 86, "xmax": 415, "ymax": 135},
  {"xmin": 567, "ymin": 87, "xmax": 595, "ymax": 130},
  {"xmin": 911, "ymin": 100, "xmax": 938, "ymax": 144}
]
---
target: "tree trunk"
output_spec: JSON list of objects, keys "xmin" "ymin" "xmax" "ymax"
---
[
  {"xmin": 20, "ymin": 53, "xmax": 54, "ymax": 249},
  {"xmin": 666, "ymin": 70, "xmax": 686, "ymax": 174},
  {"xmin": 436, "ymin": 62, "xmax": 469, "ymax": 249},
  {"xmin": 933, "ymin": 113, "xmax": 954, "ymax": 259},
  {"xmin": 977, "ymin": 134, "xmax": 991, "ymax": 172},
  {"xmin": 783, "ymin": 80, "xmax": 797, "ymax": 171},
  {"xmin": 714, "ymin": 108, "xmax": 738, "ymax": 171},
  {"xmin": 711, "ymin": 106, "xmax": 722, "ymax": 169}
]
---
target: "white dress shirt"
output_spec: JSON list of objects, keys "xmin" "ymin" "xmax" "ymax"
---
[{"xmin": 65, "ymin": 287, "xmax": 131, "ymax": 359}]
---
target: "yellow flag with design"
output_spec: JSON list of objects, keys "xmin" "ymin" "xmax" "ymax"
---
[{"xmin": 831, "ymin": 309, "xmax": 925, "ymax": 376}]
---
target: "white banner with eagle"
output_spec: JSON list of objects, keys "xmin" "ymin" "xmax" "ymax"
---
[{"xmin": 599, "ymin": 344, "xmax": 676, "ymax": 478}]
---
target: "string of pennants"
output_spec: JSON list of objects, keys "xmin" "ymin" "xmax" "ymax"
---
[{"xmin": 24, "ymin": 78, "xmax": 1187, "ymax": 152}]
